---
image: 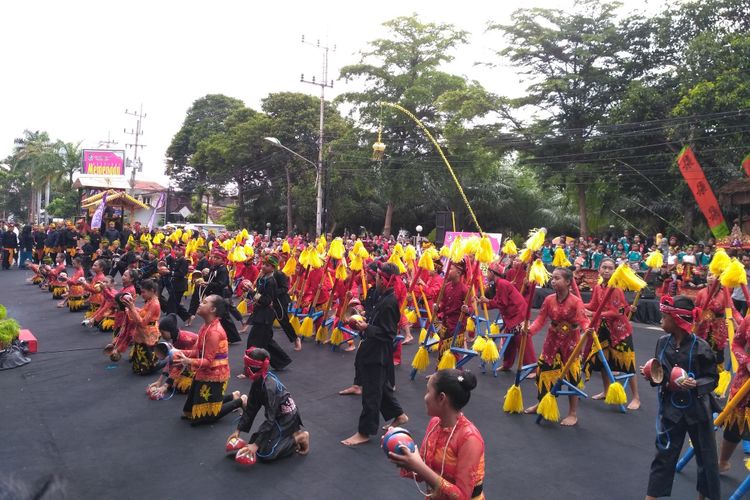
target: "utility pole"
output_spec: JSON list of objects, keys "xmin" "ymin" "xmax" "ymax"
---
[
  {"xmin": 301, "ymin": 35, "xmax": 334, "ymax": 237},
  {"xmin": 124, "ymin": 105, "xmax": 147, "ymax": 189},
  {"xmin": 98, "ymin": 131, "xmax": 119, "ymax": 149}
]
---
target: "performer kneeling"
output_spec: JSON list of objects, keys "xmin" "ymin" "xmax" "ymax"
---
[
  {"xmin": 644, "ymin": 295, "xmax": 720, "ymax": 500},
  {"xmin": 227, "ymin": 347, "xmax": 310, "ymax": 463},
  {"xmin": 175, "ymin": 294, "xmax": 242, "ymax": 425}
]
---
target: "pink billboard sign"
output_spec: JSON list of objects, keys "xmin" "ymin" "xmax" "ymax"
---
[
  {"xmin": 444, "ymin": 231, "xmax": 503, "ymax": 253},
  {"xmin": 82, "ymin": 149, "xmax": 125, "ymax": 176}
]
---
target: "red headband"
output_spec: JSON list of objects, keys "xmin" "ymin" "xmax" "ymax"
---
[
  {"xmin": 243, "ymin": 348, "xmax": 270, "ymax": 381},
  {"xmin": 659, "ymin": 295, "xmax": 695, "ymax": 332}
]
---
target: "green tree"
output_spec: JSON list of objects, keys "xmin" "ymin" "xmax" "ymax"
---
[
  {"xmin": 166, "ymin": 94, "xmax": 245, "ymax": 191},
  {"xmin": 489, "ymin": 0, "xmax": 644, "ymax": 236},
  {"xmin": 337, "ymin": 14, "xmax": 469, "ymax": 235}
]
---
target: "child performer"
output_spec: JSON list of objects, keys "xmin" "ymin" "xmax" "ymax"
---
[
  {"xmin": 694, "ymin": 272, "xmax": 741, "ymax": 377},
  {"xmin": 390, "ymin": 369, "xmax": 485, "ymax": 499},
  {"xmin": 524, "ymin": 268, "xmax": 589, "ymax": 426},
  {"xmin": 643, "ymin": 295, "xmax": 720, "ymax": 500},
  {"xmin": 718, "ymin": 315, "xmax": 750, "ymax": 474},
  {"xmin": 585, "ymin": 258, "xmax": 640, "ymax": 410},
  {"xmin": 227, "ymin": 347, "xmax": 310, "ymax": 463},
  {"xmin": 123, "ymin": 279, "xmax": 162, "ymax": 375},
  {"xmin": 65, "ymin": 258, "xmax": 87, "ymax": 312}
]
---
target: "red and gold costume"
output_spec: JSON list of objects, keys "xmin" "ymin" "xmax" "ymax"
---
[
  {"xmin": 67, "ymin": 268, "xmax": 87, "ymax": 312},
  {"xmin": 584, "ymin": 284, "xmax": 635, "ymax": 377},
  {"xmin": 82, "ymin": 271, "xmax": 106, "ymax": 319},
  {"xmin": 530, "ymin": 292, "xmax": 589, "ymax": 399},
  {"xmin": 721, "ymin": 316, "xmax": 750, "ymax": 435},
  {"xmin": 400, "ymin": 414, "xmax": 485, "ymax": 500},
  {"xmin": 49, "ymin": 262, "xmax": 67, "ymax": 298},
  {"xmin": 694, "ymin": 286, "xmax": 740, "ymax": 364},
  {"xmin": 488, "ymin": 277, "xmax": 537, "ymax": 371},
  {"xmin": 436, "ymin": 280, "xmax": 469, "ymax": 356},
  {"xmin": 181, "ymin": 318, "xmax": 230, "ymax": 420},
  {"xmin": 128, "ymin": 296, "xmax": 161, "ymax": 375}
]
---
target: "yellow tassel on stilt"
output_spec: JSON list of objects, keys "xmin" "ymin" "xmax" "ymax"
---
[
  {"xmin": 715, "ymin": 369, "xmax": 731, "ymax": 397},
  {"xmin": 471, "ymin": 335, "xmax": 487, "ymax": 353},
  {"xmin": 429, "ymin": 334, "xmax": 441, "ymax": 352},
  {"xmin": 466, "ymin": 317, "xmax": 475, "ymax": 333},
  {"xmin": 418, "ymin": 328, "xmax": 428, "ymax": 344},
  {"xmin": 330, "ymin": 327, "xmax": 344, "ymax": 346},
  {"xmin": 315, "ymin": 325, "xmax": 328, "ymax": 343},
  {"xmin": 411, "ymin": 346, "xmax": 430, "ymax": 372},
  {"xmin": 299, "ymin": 316, "xmax": 314, "ymax": 337},
  {"xmin": 236, "ymin": 300, "xmax": 247, "ymax": 315},
  {"xmin": 438, "ymin": 351, "xmax": 456, "ymax": 370},
  {"xmin": 405, "ymin": 309, "xmax": 417, "ymax": 324},
  {"xmin": 489, "ymin": 323, "xmax": 500, "ymax": 335},
  {"xmin": 503, "ymin": 384, "xmax": 524, "ymax": 414},
  {"xmin": 481, "ymin": 339, "xmax": 500, "ymax": 364},
  {"xmin": 290, "ymin": 315, "xmax": 301, "ymax": 333},
  {"xmin": 604, "ymin": 382, "xmax": 628, "ymax": 405},
  {"xmin": 537, "ymin": 392, "xmax": 560, "ymax": 422}
]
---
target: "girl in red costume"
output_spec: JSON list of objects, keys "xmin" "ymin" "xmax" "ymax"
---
[
  {"xmin": 584, "ymin": 258, "xmax": 640, "ymax": 410},
  {"xmin": 694, "ymin": 272, "xmax": 741, "ymax": 373},
  {"xmin": 391, "ymin": 369, "xmax": 485, "ymax": 499},
  {"xmin": 524, "ymin": 268, "xmax": 589, "ymax": 426}
]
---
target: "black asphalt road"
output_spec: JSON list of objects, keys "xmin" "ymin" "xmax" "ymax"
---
[{"xmin": 2, "ymin": 270, "xmax": 747, "ymax": 499}]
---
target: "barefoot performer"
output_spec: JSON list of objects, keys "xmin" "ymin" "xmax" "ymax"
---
[
  {"xmin": 227, "ymin": 347, "xmax": 310, "ymax": 463},
  {"xmin": 342, "ymin": 262, "xmax": 408, "ymax": 446}
]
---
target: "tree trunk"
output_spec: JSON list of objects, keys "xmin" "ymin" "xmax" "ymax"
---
[
  {"xmin": 285, "ymin": 166, "xmax": 293, "ymax": 234},
  {"xmin": 383, "ymin": 201, "xmax": 394, "ymax": 236},
  {"xmin": 577, "ymin": 183, "xmax": 588, "ymax": 238}
]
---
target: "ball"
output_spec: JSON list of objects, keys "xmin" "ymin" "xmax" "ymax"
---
[{"xmin": 381, "ymin": 427, "xmax": 416, "ymax": 457}]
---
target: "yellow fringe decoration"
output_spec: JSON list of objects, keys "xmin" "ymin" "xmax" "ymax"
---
[
  {"xmin": 274, "ymin": 320, "xmax": 280, "ymax": 328},
  {"xmin": 237, "ymin": 300, "xmax": 248, "ymax": 315},
  {"xmin": 68, "ymin": 297, "xmax": 86, "ymax": 312},
  {"xmin": 528, "ymin": 259, "xmax": 551, "ymax": 286},
  {"xmin": 604, "ymin": 382, "xmax": 628, "ymax": 405},
  {"xmin": 472, "ymin": 335, "xmax": 487, "ymax": 353},
  {"xmin": 449, "ymin": 237, "xmax": 465, "ymax": 263},
  {"xmin": 315, "ymin": 325, "xmax": 328, "ymax": 343},
  {"xmin": 281, "ymin": 257, "xmax": 297, "ymax": 277},
  {"xmin": 418, "ymin": 251, "xmax": 435, "ymax": 271},
  {"xmin": 503, "ymin": 384, "xmax": 524, "ymax": 414},
  {"xmin": 290, "ymin": 315, "xmax": 301, "ymax": 333},
  {"xmin": 418, "ymin": 328, "xmax": 428, "ymax": 344},
  {"xmin": 429, "ymin": 333, "xmax": 441, "ymax": 352},
  {"xmin": 525, "ymin": 228, "xmax": 547, "ymax": 252},
  {"xmin": 328, "ymin": 237, "xmax": 346, "ymax": 260},
  {"xmin": 404, "ymin": 244, "xmax": 417, "ymax": 264},
  {"xmin": 335, "ymin": 261, "xmax": 348, "ymax": 281},
  {"xmin": 552, "ymin": 247, "xmax": 571, "ymax": 267},
  {"xmin": 100, "ymin": 318, "xmax": 115, "ymax": 331},
  {"xmin": 715, "ymin": 369, "xmax": 731, "ymax": 398},
  {"xmin": 481, "ymin": 339, "xmax": 500, "ymax": 363},
  {"xmin": 330, "ymin": 327, "xmax": 344, "ymax": 346},
  {"xmin": 476, "ymin": 236, "xmax": 495, "ymax": 264},
  {"xmin": 405, "ymin": 308, "xmax": 418, "ymax": 324},
  {"xmin": 281, "ymin": 240, "xmax": 291, "ymax": 254},
  {"xmin": 519, "ymin": 247, "xmax": 533, "ymax": 263},
  {"xmin": 645, "ymin": 250, "xmax": 663, "ymax": 269},
  {"xmin": 608, "ymin": 264, "xmax": 647, "ymax": 292},
  {"xmin": 462, "ymin": 237, "xmax": 480, "ymax": 257},
  {"xmin": 466, "ymin": 317, "xmax": 475, "ymax": 333},
  {"xmin": 709, "ymin": 248, "xmax": 731, "ymax": 276},
  {"xmin": 489, "ymin": 323, "xmax": 500, "ymax": 335},
  {"xmin": 299, "ymin": 316, "xmax": 315, "ymax": 337},
  {"xmin": 537, "ymin": 392, "xmax": 560, "ymax": 422},
  {"xmin": 721, "ymin": 259, "xmax": 748, "ymax": 288},
  {"xmin": 411, "ymin": 346, "xmax": 430, "ymax": 372},
  {"xmin": 502, "ymin": 239, "xmax": 518, "ymax": 256},
  {"xmin": 438, "ymin": 350, "xmax": 457, "ymax": 370},
  {"xmin": 387, "ymin": 253, "xmax": 407, "ymax": 274},
  {"xmin": 191, "ymin": 401, "xmax": 224, "ymax": 419},
  {"xmin": 439, "ymin": 245, "xmax": 451, "ymax": 259}
]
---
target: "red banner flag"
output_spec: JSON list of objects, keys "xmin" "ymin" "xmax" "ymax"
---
[
  {"xmin": 743, "ymin": 153, "xmax": 750, "ymax": 178},
  {"xmin": 676, "ymin": 146, "xmax": 729, "ymax": 239}
]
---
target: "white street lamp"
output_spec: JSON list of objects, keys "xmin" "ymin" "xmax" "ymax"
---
[{"xmin": 264, "ymin": 137, "xmax": 322, "ymax": 236}]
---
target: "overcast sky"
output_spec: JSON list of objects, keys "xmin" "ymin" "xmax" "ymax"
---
[{"xmin": 1, "ymin": 0, "xmax": 659, "ymax": 184}]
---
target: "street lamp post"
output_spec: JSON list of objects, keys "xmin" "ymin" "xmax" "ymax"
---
[
  {"xmin": 264, "ymin": 137, "xmax": 323, "ymax": 237},
  {"xmin": 415, "ymin": 224, "xmax": 423, "ymax": 250}
]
